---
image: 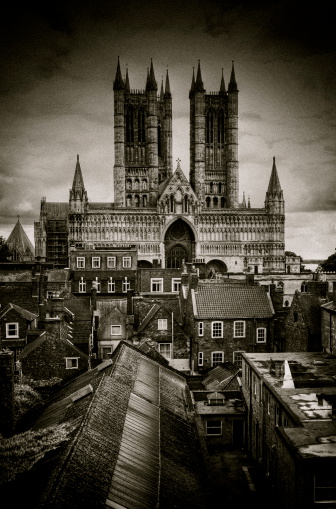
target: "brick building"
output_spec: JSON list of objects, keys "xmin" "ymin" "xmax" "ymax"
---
[
  {"xmin": 184, "ymin": 272, "xmax": 274, "ymax": 373},
  {"xmin": 0, "ymin": 303, "xmax": 38, "ymax": 363},
  {"xmin": 241, "ymin": 352, "xmax": 336, "ymax": 509}
]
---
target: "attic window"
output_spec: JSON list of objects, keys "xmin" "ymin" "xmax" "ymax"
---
[
  {"xmin": 6, "ymin": 323, "xmax": 19, "ymax": 338},
  {"xmin": 207, "ymin": 392, "xmax": 225, "ymax": 406},
  {"xmin": 65, "ymin": 357, "xmax": 79, "ymax": 369}
]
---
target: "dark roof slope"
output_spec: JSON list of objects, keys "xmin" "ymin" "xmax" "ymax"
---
[
  {"xmin": 0, "ymin": 302, "xmax": 38, "ymax": 321},
  {"xmin": 194, "ymin": 282, "xmax": 274, "ymax": 319},
  {"xmin": 20, "ymin": 342, "xmax": 208, "ymax": 508}
]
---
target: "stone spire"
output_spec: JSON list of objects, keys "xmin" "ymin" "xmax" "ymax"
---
[
  {"xmin": 228, "ymin": 61, "xmax": 238, "ymax": 92},
  {"xmin": 164, "ymin": 69, "xmax": 171, "ymax": 98},
  {"xmin": 195, "ymin": 60, "xmax": 204, "ymax": 92},
  {"xmin": 265, "ymin": 156, "xmax": 284, "ymax": 215},
  {"xmin": 219, "ymin": 68, "xmax": 226, "ymax": 95},
  {"xmin": 69, "ymin": 154, "xmax": 88, "ymax": 213},
  {"xmin": 72, "ymin": 154, "xmax": 85, "ymax": 192},
  {"xmin": 113, "ymin": 57, "xmax": 125, "ymax": 90},
  {"xmin": 267, "ymin": 156, "xmax": 282, "ymax": 194},
  {"xmin": 125, "ymin": 66, "xmax": 130, "ymax": 92},
  {"xmin": 146, "ymin": 59, "xmax": 158, "ymax": 91}
]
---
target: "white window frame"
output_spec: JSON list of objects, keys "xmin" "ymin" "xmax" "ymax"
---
[
  {"xmin": 151, "ymin": 278, "xmax": 163, "ymax": 293},
  {"xmin": 123, "ymin": 256, "xmax": 131, "ymax": 268},
  {"xmin": 6, "ymin": 323, "xmax": 19, "ymax": 338},
  {"xmin": 211, "ymin": 321, "xmax": 223, "ymax": 338},
  {"xmin": 233, "ymin": 351, "xmax": 245, "ymax": 369},
  {"xmin": 198, "ymin": 322, "xmax": 204, "ymax": 337},
  {"xmin": 122, "ymin": 277, "xmax": 130, "ymax": 293},
  {"xmin": 65, "ymin": 357, "xmax": 79, "ymax": 369},
  {"xmin": 198, "ymin": 352, "xmax": 204, "ymax": 366},
  {"xmin": 234, "ymin": 320, "xmax": 246, "ymax": 338},
  {"xmin": 111, "ymin": 325, "xmax": 122, "ymax": 336},
  {"xmin": 256, "ymin": 327, "xmax": 267, "ymax": 343},
  {"xmin": 171, "ymin": 278, "xmax": 181, "ymax": 293},
  {"xmin": 158, "ymin": 319, "xmax": 168, "ymax": 330},
  {"xmin": 158, "ymin": 342, "xmax": 171, "ymax": 359},
  {"xmin": 206, "ymin": 420, "xmax": 222, "ymax": 436},
  {"xmin": 79, "ymin": 277, "xmax": 86, "ymax": 293},
  {"xmin": 107, "ymin": 256, "xmax": 116, "ymax": 269},
  {"xmin": 211, "ymin": 351, "xmax": 224, "ymax": 367},
  {"xmin": 92, "ymin": 256, "xmax": 101, "ymax": 268},
  {"xmin": 92, "ymin": 277, "xmax": 101, "ymax": 293},
  {"xmin": 76, "ymin": 256, "xmax": 85, "ymax": 268},
  {"xmin": 108, "ymin": 277, "xmax": 115, "ymax": 293}
]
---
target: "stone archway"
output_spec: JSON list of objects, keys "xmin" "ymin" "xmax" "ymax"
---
[
  {"xmin": 206, "ymin": 259, "xmax": 228, "ymax": 278},
  {"xmin": 165, "ymin": 219, "xmax": 195, "ymax": 268}
]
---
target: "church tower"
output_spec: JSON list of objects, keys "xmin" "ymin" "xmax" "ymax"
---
[
  {"xmin": 113, "ymin": 58, "xmax": 172, "ymax": 208},
  {"xmin": 189, "ymin": 61, "xmax": 239, "ymax": 209}
]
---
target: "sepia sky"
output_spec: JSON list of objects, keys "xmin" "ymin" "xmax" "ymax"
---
[{"xmin": 0, "ymin": 0, "xmax": 335, "ymax": 259}]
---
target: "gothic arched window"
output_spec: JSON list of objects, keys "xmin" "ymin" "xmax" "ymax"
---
[
  {"xmin": 138, "ymin": 109, "xmax": 145, "ymax": 143},
  {"xmin": 170, "ymin": 195, "xmax": 175, "ymax": 213},
  {"xmin": 126, "ymin": 109, "xmax": 134, "ymax": 143},
  {"xmin": 218, "ymin": 110, "xmax": 224, "ymax": 144},
  {"xmin": 134, "ymin": 195, "xmax": 140, "ymax": 207},
  {"xmin": 206, "ymin": 197, "xmax": 211, "ymax": 208},
  {"xmin": 206, "ymin": 110, "xmax": 214, "ymax": 144}
]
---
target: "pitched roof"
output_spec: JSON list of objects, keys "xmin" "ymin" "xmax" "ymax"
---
[
  {"xmin": 5, "ymin": 218, "xmax": 34, "ymax": 258},
  {"xmin": 193, "ymin": 282, "xmax": 274, "ymax": 319},
  {"xmin": 29, "ymin": 342, "xmax": 208, "ymax": 508},
  {"xmin": 203, "ymin": 363, "xmax": 241, "ymax": 390},
  {"xmin": 0, "ymin": 302, "xmax": 38, "ymax": 321}
]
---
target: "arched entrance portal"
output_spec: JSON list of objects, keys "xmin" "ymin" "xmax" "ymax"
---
[
  {"xmin": 206, "ymin": 259, "xmax": 228, "ymax": 278},
  {"xmin": 165, "ymin": 219, "xmax": 195, "ymax": 268}
]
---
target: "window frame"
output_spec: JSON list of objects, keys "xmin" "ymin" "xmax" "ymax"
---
[
  {"xmin": 6, "ymin": 322, "xmax": 19, "ymax": 338},
  {"xmin": 211, "ymin": 321, "xmax": 223, "ymax": 338},
  {"xmin": 102, "ymin": 346, "xmax": 113, "ymax": 360},
  {"xmin": 76, "ymin": 256, "xmax": 85, "ymax": 268},
  {"xmin": 107, "ymin": 256, "xmax": 116, "ymax": 269},
  {"xmin": 158, "ymin": 342, "xmax": 171, "ymax": 359},
  {"xmin": 234, "ymin": 320, "xmax": 246, "ymax": 338},
  {"xmin": 314, "ymin": 472, "xmax": 336, "ymax": 504},
  {"xmin": 158, "ymin": 318, "xmax": 168, "ymax": 330},
  {"xmin": 211, "ymin": 351, "xmax": 224, "ymax": 367},
  {"xmin": 111, "ymin": 325, "xmax": 122, "ymax": 336},
  {"xmin": 122, "ymin": 277, "xmax": 130, "ymax": 293},
  {"xmin": 79, "ymin": 277, "xmax": 86, "ymax": 293},
  {"xmin": 198, "ymin": 352, "xmax": 204, "ymax": 366},
  {"xmin": 151, "ymin": 278, "xmax": 163, "ymax": 293},
  {"xmin": 107, "ymin": 277, "xmax": 115, "ymax": 293},
  {"xmin": 65, "ymin": 357, "xmax": 79, "ymax": 369},
  {"xmin": 256, "ymin": 327, "xmax": 267, "ymax": 343},
  {"xmin": 198, "ymin": 322, "xmax": 204, "ymax": 337},
  {"xmin": 233, "ymin": 351, "xmax": 245, "ymax": 369},
  {"xmin": 171, "ymin": 278, "xmax": 181, "ymax": 293},
  {"xmin": 122, "ymin": 256, "xmax": 132, "ymax": 268},
  {"xmin": 206, "ymin": 420, "xmax": 222, "ymax": 436},
  {"xmin": 92, "ymin": 256, "xmax": 101, "ymax": 268}
]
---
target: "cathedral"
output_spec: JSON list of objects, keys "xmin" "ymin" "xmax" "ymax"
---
[{"xmin": 34, "ymin": 58, "xmax": 285, "ymax": 274}]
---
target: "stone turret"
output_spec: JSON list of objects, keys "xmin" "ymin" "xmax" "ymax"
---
[
  {"xmin": 189, "ymin": 61, "xmax": 205, "ymax": 201},
  {"xmin": 113, "ymin": 57, "xmax": 126, "ymax": 206}
]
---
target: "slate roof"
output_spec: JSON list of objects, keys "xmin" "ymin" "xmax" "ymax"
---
[
  {"xmin": 5, "ymin": 218, "xmax": 35, "ymax": 257},
  {"xmin": 0, "ymin": 302, "xmax": 38, "ymax": 321},
  {"xmin": 20, "ymin": 342, "xmax": 208, "ymax": 509},
  {"xmin": 0, "ymin": 270, "xmax": 33, "ymax": 282},
  {"xmin": 203, "ymin": 363, "xmax": 241, "ymax": 391},
  {"xmin": 193, "ymin": 282, "xmax": 274, "ymax": 319},
  {"xmin": 43, "ymin": 203, "xmax": 69, "ymax": 218}
]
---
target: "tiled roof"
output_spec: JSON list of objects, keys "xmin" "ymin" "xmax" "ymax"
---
[
  {"xmin": 31, "ymin": 342, "xmax": 208, "ymax": 508},
  {"xmin": 5, "ymin": 218, "xmax": 34, "ymax": 257},
  {"xmin": 203, "ymin": 363, "xmax": 240, "ymax": 390},
  {"xmin": 0, "ymin": 302, "xmax": 38, "ymax": 321},
  {"xmin": 194, "ymin": 282, "xmax": 274, "ymax": 319}
]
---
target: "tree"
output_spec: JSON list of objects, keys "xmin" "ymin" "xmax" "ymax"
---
[
  {"xmin": 320, "ymin": 251, "xmax": 336, "ymax": 272},
  {"xmin": 0, "ymin": 236, "xmax": 12, "ymax": 262}
]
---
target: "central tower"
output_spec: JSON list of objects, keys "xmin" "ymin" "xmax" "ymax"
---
[
  {"xmin": 113, "ymin": 58, "xmax": 172, "ymax": 208},
  {"xmin": 189, "ymin": 61, "xmax": 239, "ymax": 209}
]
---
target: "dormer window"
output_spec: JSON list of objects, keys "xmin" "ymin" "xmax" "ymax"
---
[
  {"xmin": 207, "ymin": 392, "xmax": 225, "ymax": 406},
  {"xmin": 6, "ymin": 323, "xmax": 19, "ymax": 338}
]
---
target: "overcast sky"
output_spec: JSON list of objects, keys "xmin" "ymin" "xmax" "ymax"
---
[{"xmin": 0, "ymin": 0, "xmax": 335, "ymax": 259}]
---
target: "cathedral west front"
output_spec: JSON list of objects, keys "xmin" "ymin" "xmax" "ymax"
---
[{"xmin": 35, "ymin": 58, "xmax": 286, "ymax": 274}]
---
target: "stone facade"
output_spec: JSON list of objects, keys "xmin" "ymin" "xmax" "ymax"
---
[{"xmin": 35, "ymin": 59, "xmax": 286, "ymax": 274}]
